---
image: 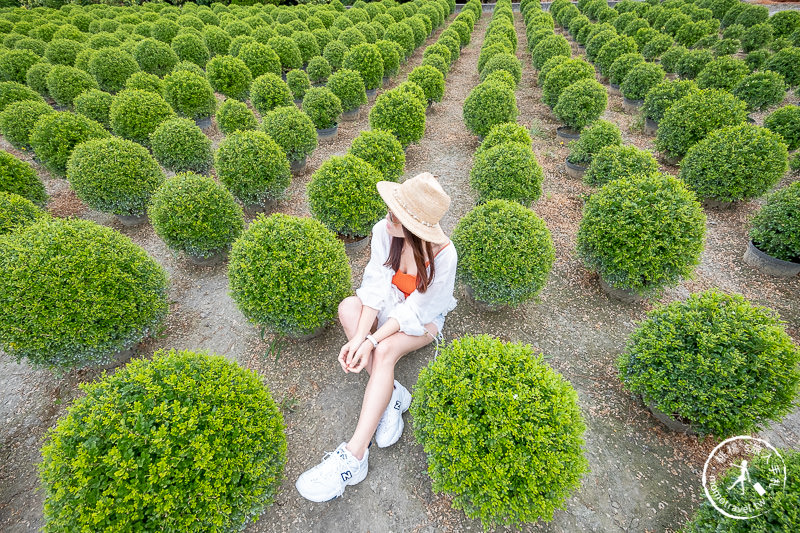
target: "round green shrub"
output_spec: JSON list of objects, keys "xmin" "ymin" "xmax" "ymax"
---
[
  {"xmin": 229, "ymin": 213, "xmax": 351, "ymax": 337},
  {"xmin": 741, "ymin": 22, "xmax": 773, "ymax": 53},
  {"xmin": 369, "ymin": 89, "xmax": 426, "ymax": 147},
  {"xmin": 554, "ymin": 78, "xmax": 608, "ymax": 131},
  {"xmin": 302, "ymin": 86, "xmax": 341, "ymax": 130},
  {"xmin": 322, "ymin": 39, "xmax": 347, "ymax": 70},
  {"xmin": 531, "ymin": 34, "xmax": 571, "ymax": 70},
  {"xmin": 307, "ymin": 154, "xmax": 384, "ymax": 238},
  {"xmin": 770, "ymin": 10, "xmax": 800, "ymax": 39},
  {"xmin": 411, "ymin": 334, "xmax": 588, "ymax": 528},
  {"xmin": 73, "ymin": 89, "xmax": 113, "ymax": 129},
  {"xmin": 393, "ymin": 80, "xmax": 426, "ymax": 108},
  {"xmin": 608, "ymin": 52, "xmax": 645, "ymax": 86},
  {"xmin": 14, "ymin": 38, "xmax": 46, "ymax": 58},
  {"xmin": 163, "ymin": 70, "xmax": 216, "ymax": 120},
  {"xmin": 250, "ymin": 73, "xmax": 292, "ymax": 115},
  {"xmin": 150, "ymin": 118, "xmax": 212, "ymax": 174},
  {"xmin": 348, "ymin": 128, "xmax": 405, "ymax": 181},
  {"xmin": 542, "ymin": 59, "xmax": 595, "ymax": 109},
  {"xmin": 0, "ymin": 150, "xmax": 46, "ymax": 206},
  {"xmin": 124, "ymin": 71, "xmax": 164, "ymax": 95},
  {"xmin": 268, "ymin": 36, "xmax": 302, "ymax": 71},
  {"xmin": 676, "ymin": 48, "xmax": 713, "ymax": 80},
  {"xmin": 40, "ymin": 349, "xmax": 286, "ymax": 528},
  {"xmin": 679, "ymin": 123, "xmax": 788, "ymax": 203},
  {"xmin": 0, "ymin": 100, "xmax": 53, "ymax": 149},
  {"xmin": 620, "ymin": 61, "xmax": 664, "ymax": 101},
  {"xmin": 260, "ymin": 105, "xmax": 317, "ymax": 163},
  {"xmin": 206, "ymin": 55, "xmax": 253, "ymax": 100},
  {"xmin": 537, "ymin": 55, "xmax": 570, "ymax": 89},
  {"xmin": 0, "ymin": 49, "xmax": 40, "ymax": 85},
  {"xmin": 341, "ymin": 42, "xmax": 384, "ymax": 90},
  {"xmin": 149, "ymin": 173, "xmax": 244, "ymax": 257},
  {"xmin": 286, "ymin": 68, "xmax": 310, "ymax": 101},
  {"xmin": 66, "ymin": 137, "xmax": 164, "ymax": 217},
  {"xmin": 171, "ymin": 32, "xmax": 209, "ymax": 67},
  {"xmin": 747, "ymin": 49, "xmax": 772, "ymax": 74},
  {"xmin": 764, "ymin": 104, "xmax": 800, "ymax": 150},
  {"xmin": 463, "ymin": 80, "xmax": 518, "ymax": 138},
  {"xmin": 204, "ymin": 25, "xmax": 232, "ymax": 57},
  {"xmin": 470, "ymin": 142, "xmax": 543, "ymax": 205},
  {"xmin": 736, "ymin": 4, "xmax": 769, "ymax": 28},
  {"xmin": 45, "ymin": 64, "xmax": 99, "ymax": 107},
  {"xmin": 656, "ymin": 88, "xmax": 747, "ymax": 158},
  {"xmin": 25, "ymin": 62, "xmax": 52, "ymax": 98},
  {"xmin": 214, "ymin": 130, "xmax": 291, "ymax": 207},
  {"xmin": 306, "ymin": 55, "xmax": 331, "ymax": 84},
  {"xmin": 765, "ymin": 47, "xmax": 800, "ymax": 87},
  {"xmin": 749, "ymin": 181, "xmax": 800, "ymax": 262},
  {"xmin": 229, "ymin": 35, "xmax": 257, "ymax": 58},
  {"xmin": 584, "ymin": 145, "xmax": 660, "ymax": 187},
  {"xmin": 596, "ymin": 35, "xmax": 638, "ymax": 75},
  {"xmin": 585, "ymin": 29, "xmax": 619, "ymax": 64},
  {"xmin": 408, "ymin": 64, "xmax": 444, "ymax": 104},
  {"xmin": 0, "ymin": 217, "xmax": 168, "ymax": 369},
  {"xmin": 479, "ymin": 53, "xmax": 522, "ymax": 89},
  {"xmin": 109, "ymin": 88, "xmax": 176, "ymax": 145},
  {"xmin": 566, "ymin": 119, "xmax": 623, "ymax": 166},
  {"xmin": 384, "ymin": 22, "xmax": 414, "ymax": 57},
  {"xmin": 733, "ymin": 70, "xmax": 787, "ymax": 111},
  {"xmin": 151, "ymin": 19, "xmax": 180, "ymax": 43},
  {"xmin": 641, "ymin": 79, "xmax": 698, "ymax": 123},
  {"xmin": 292, "ymin": 30, "xmax": 320, "ymax": 64},
  {"xmin": 216, "ymin": 98, "xmax": 258, "ymax": 135},
  {"xmin": 618, "ymin": 289, "xmax": 800, "ymax": 437},
  {"xmin": 478, "ymin": 122, "xmax": 532, "ymax": 156},
  {"xmin": 478, "ymin": 42, "xmax": 512, "ymax": 75},
  {"xmin": 326, "ymin": 68, "xmax": 367, "ymax": 112},
  {"xmin": 237, "ymin": 42, "xmax": 281, "ymax": 79},
  {"xmin": 30, "ymin": 111, "xmax": 110, "ymax": 175},
  {"xmin": 659, "ymin": 44, "xmax": 687, "ymax": 73},
  {"xmin": 577, "ymin": 171, "xmax": 705, "ymax": 294},
  {"xmin": 695, "ymin": 56, "xmax": 749, "ymax": 92},
  {"xmin": 44, "ymin": 38, "xmax": 85, "ymax": 66},
  {"xmin": 452, "ymin": 200, "xmax": 555, "ymax": 306},
  {"xmin": 0, "ymin": 191, "xmax": 45, "ymax": 236}
]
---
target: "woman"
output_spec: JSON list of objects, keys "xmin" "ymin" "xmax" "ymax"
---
[{"xmin": 296, "ymin": 172, "xmax": 458, "ymax": 503}]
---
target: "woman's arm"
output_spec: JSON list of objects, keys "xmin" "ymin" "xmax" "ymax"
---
[{"xmin": 344, "ymin": 317, "xmax": 401, "ymax": 373}]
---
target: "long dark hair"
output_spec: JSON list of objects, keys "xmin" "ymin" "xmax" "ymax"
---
[{"xmin": 384, "ymin": 226, "xmax": 436, "ymax": 293}]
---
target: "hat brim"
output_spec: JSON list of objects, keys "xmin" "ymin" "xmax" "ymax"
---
[{"xmin": 377, "ymin": 181, "xmax": 449, "ymax": 244}]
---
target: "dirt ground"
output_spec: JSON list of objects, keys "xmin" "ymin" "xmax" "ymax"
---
[{"xmin": 2, "ymin": 9, "xmax": 800, "ymax": 533}]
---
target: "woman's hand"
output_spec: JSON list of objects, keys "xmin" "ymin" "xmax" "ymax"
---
[
  {"xmin": 344, "ymin": 340, "xmax": 373, "ymax": 374},
  {"xmin": 338, "ymin": 338, "xmax": 362, "ymax": 373}
]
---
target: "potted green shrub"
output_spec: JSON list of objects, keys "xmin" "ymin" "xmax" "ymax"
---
[
  {"xmin": 87, "ymin": 48, "xmax": 140, "ymax": 93},
  {"xmin": 0, "ymin": 49, "xmax": 40, "ymax": 85},
  {"xmin": 108, "ymin": 89, "xmax": 175, "ymax": 146},
  {"xmin": 479, "ymin": 53, "xmax": 522, "ymax": 89},
  {"xmin": 659, "ymin": 45, "xmax": 688, "ymax": 75},
  {"xmin": 132, "ymin": 38, "xmax": 178, "ymax": 77},
  {"xmin": 150, "ymin": 118, "xmax": 213, "ymax": 174},
  {"xmin": 642, "ymin": 34, "xmax": 675, "ymax": 62},
  {"xmin": 237, "ymin": 42, "xmax": 281, "ymax": 79},
  {"xmin": 149, "ymin": 172, "xmax": 244, "ymax": 265},
  {"xmin": 0, "ymin": 217, "xmax": 168, "ymax": 370},
  {"xmin": 302, "ymin": 86, "xmax": 342, "ymax": 140},
  {"xmin": 745, "ymin": 182, "xmax": 800, "ymax": 276},
  {"xmin": 214, "ymin": 130, "xmax": 291, "ymax": 210},
  {"xmin": 531, "ymin": 34, "xmax": 572, "ymax": 70},
  {"xmin": 595, "ymin": 35, "xmax": 638, "ymax": 76},
  {"xmin": 463, "ymin": 80, "xmax": 518, "ymax": 138},
  {"xmin": 0, "ymin": 150, "xmax": 46, "ymax": 206},
  {"xmin": 268, "ymin": 36, "xmax": 303, "ymax": 72},
  {"xmin": 30, "ymin": 111, "xmax": 110, "ymax": 175},
  {"xmin": 73, "ymin": 90, "xmax": 112, "ymax": 130},
  {"xmin": 306, "ymin": 55, "xmax": 331, "ymax": 85},
  {"xmin": 477, "ymin": 122, "xmax": 533, "ymax": 156},
  {"xmin": 607, "ymin": 52, "xmax": 644, "ymax": 92},
  {"xmin": 620, "ymin": 62, "xmax": 665, "ymax": 110},
  {"xmin": 408, "ymin": 65, "xmax": 444, "ymax": 106},
  {"xmin": 125, "ymin": 72, "xmax": 165, "ymax": 96},
  {"xmin": 764, "ymin": 46, "xmax": 800, "ymax": 87},
  {"xmin": 323, "ymin": 39, "xmax": 348, "ymax": 71},
  {"xmin": 577, "ymin": 172, "xmax": 706, "ymax": 300},
  {"xmin": 40, "ymin": 349, "xmax": 286, "ymax": 528},
  {"xmin": 584, "ymin": 145, "xmax": 660, "ymax": 187},
  {"xmin": 618, "ymin": 290, "xmax": 800, "ymax": 437},
  {"xmin": 541, "ymin": 58, "xmax": 595, "ymax": 109},
  {"xmin": 45, "ymin": 65, "xmax": 98, "ymax": 108},
  {"xmin": 25, "ymin": 62, "xmax": 52, "ymax": 98},
  {"xmin": 369, "ymin": 89, "xmax": 426, "ymax": 148},
  {"xmin": 393, "ymin": 81, "xmax": 426, "ymax": 108},
  {"xmin": 307, "ymin": 154, "xmax": 385, "ymax": 245},
  {"xmin": 44, "ymin": 38, "xmax": 84, "ymax": 67},
  {"xmin": 676, "ymin": 49, "xmax": 713, "ymax": 80},
  {"xmin": 228, "ymin": 213, "xmax": 352, "ymax": 338},
  {"xmin": 452, "ymin": 200, "xmax": 555, "ymax": 308},
  {"xmin": 764, "ymin": 105, "xmax": 800, "ymax": 150},
  {"xmin": 286, "ymin": 68, "xmax": 310, "ymax": 104},
  {"xmin": 0, "ymin": 81, "xmax": 43, "ymax": 112},
  {"xmin": 680, "ymin": 123, "xmax": 788, "ymax": 206},
  {"xmin": 326, "ymin": 68, "xmax": 367, "ymax": 120},
  {"xmin": 641, "ymin": 80, "xmax": 698, "ymax": 136},
  {"xmin": 732, "ymin": 71, "xmax": 787, "ymax": 112},
  {"xmin": 292, "ymin": 30, "xmax": 320, "ymax": 65},
  {"xmin": 0, "ymin": 100, "xmax": 53, "ymax": 150},
  {"xmin": 260, "ymin": 105, "xmax": 317, "ymax": 173},
  {"xmin": 66, "ymin": 137, "xmax": 165, "ymax": 225},
  {"xmin": 553, "ymin": 78, "xmax": 608, "ymax": 136},
  {"xmin": 250, "ymin": 73, "xmax": 293, "ymax": 116},
  {"xmin": 695, "ymin": 56, "xmax": 749, "ymax": 92},
  {"xmin": 0, "ymin": 191, "xmax": 46, "ymax": 235},
  {"xmin": 375, "ymin": 39, "xmax": 400, "ymax": 80},
  {"xmin": 411, "ymin": 334, "xmax": 589, "ymax": 528},
  {"xmin": 171, "ymin": 32, "xmax": 210, "ymax": 68},
  {"xmin": 565, "ymin": 119, "xmax": 622, "ymax": 177},
  {"xmin": 348, "ymin": 129, "xmax": 405, "ymax": 182},
  {"xmin": 163, "ymin": 70, "xmax": 216, "ymax": 126},
  {"xmin": 216, "ymin": 98, "xmax": 258, "ymax": 135},
  {"xmin": 206, "ymin": 55, "xmax": 253, "ymax": 101},
  {"xmin": 470, "ymin": 142, "xmax": 543, "ymax": 205},
  {"xmin": 342, "ymin": 43, "xmax": 384, "ymax": 95}
]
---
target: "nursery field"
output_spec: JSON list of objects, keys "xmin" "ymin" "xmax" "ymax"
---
[{"xmin": 1, "ymin": 1, "xmax": 800, "ymax": 532}]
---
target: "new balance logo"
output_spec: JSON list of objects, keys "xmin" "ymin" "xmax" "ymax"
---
[
  {"xmin": 341, "ymin": 470, "xmax": 352, "ymax": 482},
  {"xmin": 394, "ymin": 400, "xmax": 401, "ymax": 410}
]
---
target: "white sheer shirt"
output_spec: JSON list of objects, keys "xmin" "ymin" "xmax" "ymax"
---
[{"xmin": 355, "ymin": 219, "xmax": 458, "ymax": 336}]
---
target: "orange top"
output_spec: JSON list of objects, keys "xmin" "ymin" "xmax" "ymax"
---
[{"xmin": 391, "ymin": 242, "xmax": 450, "ymax": 299}]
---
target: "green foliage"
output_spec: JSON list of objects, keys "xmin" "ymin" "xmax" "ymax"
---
[
  {"xmin": 124, "ymin": 71, "xmax": 164, "ymax": 95},
  {"xmin": 749, "ymin": 181, "xmax": 800, "ymax": 262},
  {"xmin": 250, "ymin": 73, "xmax": 292, "ymax": 115},
  {"xmin": 741, "ymin": 22, "xmax": 773, "ymax": 53},
  {"xmin": 452, "ymin": 200, "xmax": 554, "ymax": 306},
  {"xmin": 596, "ymin": 35, "xmax": 637, "ymax": 75},
  {"xmin": 216, "ymin": 98, "xmax": 257, "ymax": 135},
  {"xmin": 621, "ymin": 61, "xmax": 665, "ymax": 101},
  {"xmin": 0, "ymin": 100, "xmax": 53, "ymax": 149},
  {"xmin": 25, "ymin": 62, "xmax": 52, "ymax": 98},
  {"xmin": 286, "ymin": 68, "xmax": 310, "ymax": 101},
  {"xmin": 206, "ymin": 55, "xmax": 253, "ymax": 100},
  {"xmin": 585, "ymin": 145, "xmax": 660, "ymax": 187},
  {"xmin": 214, "ymin": 130, "xmax": 291, "ymax": 206},
  {"xmin": 764, "ymin": 105, "xmax": 800, "ymax": 150},
  {"xmin": 586, "ymin": 29, "xmax": 618, "ymax": 64},
  {"xmin": 542, "ymin": 59, "xmax": 595, "ymax": 109},
  {"xmin": 171, "ymin": 32, "xmax": 209, "ymax": 67},
  {"xmin": 478, "ymin": 122, "xmax": 533, "ymax": 156},
  {"xmin": 45, "ymin": 65, "xmax": 98, "ymax": 108},
  {"xmin": 618, "ymin": 290, "xmax": 800, "ymax": 437},
  {"xmin": 302, "ymin": 86, "xmax": 341, "ymax": 130},
  {"xmin": 680, "ymin": 124, "xmax": 788, "ymax": 202},
  {"xmin": 659, "ymin": 44, "xmax": 687, "ymax": 73},
  {"xmin": 74, "ymin": 89, "xmax": 113, "ymax": 129},
  {"xmin": 463, "ymin": 80, "xmax": 518, "ymax": 138},
  {"xmin": 88, "ymin": 47, "xmax": 139, "ymax": 93},
  {"xmin": 0, "ymin": 191, "xmax": 45, "ymax": 236},
  {"xmin": 341, "ymin": 42, "xmax": 384, "ymax": 90},
  {"xmin": 608, "ymin": 53, "xmax": 644, "ymax": 86},
  {"xmin": 374, "ymin": 39, "xmax": 400, "ymax": 78},
  {"xmin": 577, "ymin": 172, "xmax": 706, "ymax": 294},
  {"xmin": 531, "ymin": 34, "xmax": 572, "ymax": 70},
  {"xmin": 0, "ymin": 217, "xmax": 168, "ymax": 370},
  {"xmin": 44, "ymin": 38, "xmax": 85, "ymax": 67},
  {"xmin": 676, "ymin": 48, "xmax": 713, "ymax": 79},
  {"xmin": 322, "ymin": 39, "xmax": 347, "ymax": 70},
  {"xmin": 306, "ymin": 55, "xmax": 331, "ymax": 84},
  {"xmin": 411, "ymin": 334, "xmax": 588, "ymax": 528},
  {"xmin": 109, "ymin": 89, "xmax": 175, "ymax": 146},
  {"xmin": 765, "ymin": 47, "xmax": 800, "ymax": 87},
  {"xmin": 204, "ymin": 25, "xmax": 232, "ymax": 57},
  {"xmin": 537, "ymin": 55, "xmax": 570, "ymax": 89},
  {"xmin": 470, "ymin": 142, "xmax": 543, "ymax": 205},
  {"xmin": 31, "ymin": 111, "xmax": 110, "ymax": 175},
  {"xmin": 408, "ymin": 64, "xmax": 444, "ymax": 104},
  {"xmin": 478, "ymin": 42, "xmax": 511, "ymax": 75},
  {"xmin": 40, "ymin": 349, "xmax": 285, "ymax": 529},
  {"xmin": 307, "ymin": 154, "xmax": 384, "ymax": 238},
  {"xmin": 712, "ymin": 37, "xmax": 740, "ymax": 57},
  {"xmin": 642, "ymin": 79, "xmax": 698, "ymax": 123},
  {"xmin": 229, "ymin": 213, "xmax": 351, "ymax": 337},
  {"xmin": 0, "ymin": 49, "xmax": 40, "ymax": 85},
  {"xmin": 268, "ymin": 35, "xmax": 302, "ymax": 71},
  {"xmin": 479, "ymin": 53, "xmax": 522, "ymax": 90},
  {"xmin": 150, "ymin": 118, "xmax": 212, "ymax": 174},
  {"xmin": 238, "ymin": 42, "xmax": 281, "ymax": 79},
  {"xmin": 554, "ymin": 78, "xmax": 608, "ymax": 131},
  {"xmin": 733, "ymin": 70, "xmax": 787, "ymax": 112},
  {"xmin": 656, "ymin": 88, "xmax": 747, "ymax": 158},
  {"xmin": 260, "ymin": 105, "xmax": 317, "ymax": 162},
  {"xmin": 292, "ymin": 30, "xmax": 320, "ymax": 64},
  {"xmin": 0, "ymin": 150, "xmax": 46, "ymax": 206},
  {"xmin": 149, "ymin": 173, "xmax": 244, "ymax": 258},
  {"xmin": 163, "ymin": 70, "xmax": 216, "ymax": 120},
  {"xmin": 369, "ymin": 89, "xmax": 426, "ymax": 147},
  {"xmin": 348, "ymin": 128, "xmax": 405, "ymax": 181},
  {"xmin": 566, "ymin": 119, "xmax": 622, "ymax": 165},
  {"xmin": 695, "ymin": 56, "xmax": 749, "ymax": 92}
]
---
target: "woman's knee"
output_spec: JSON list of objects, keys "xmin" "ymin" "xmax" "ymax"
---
[{"xmin": 338, "ymin": 296, "xmax": 362, "ymax": 322}]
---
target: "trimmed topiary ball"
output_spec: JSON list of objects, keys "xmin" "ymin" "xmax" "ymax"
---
[
  {"xmin": 375, "ymin": 39, "xmax": 400, "ymax": 78},
  {"xmin": 477, "ymin": 122, "xmax": 532, "ymax": 156},
  {"xmin": 542, "ymin": 58, "xmax": 595, "ymax": 109},
  {"xmin": 25, "ymin": 62, "xmax": 52, "ymax": 98},
  {"xmin": 765, "ymin": 48, "xmax": 800, "ymax": 87},
  {"xmin": 216, "ymin": 99, "xmax": 258, "ymax": 135},
  {"xmin": 0, "ymin": 49, "xmax": 40, "ymax": 85},
  {"xmin": 149, "ymin": 172, "xmax": 244, "ymax": 258},
  {"xmin": 348, "ymin": 128, "xmax": 405, "ymax": 181},
  {"xmin": 306, "ymin": 55, "xmax": 331, "ymax": 84},
  {"xmin": 214, "ymin": 130, "xmax": 291, "ymax": 207},
  {"xmin": 369, "ymin": 89, "xmax": 426, "ymax": 148},
  {"xmin": 676, "ymin": 49, "xmax": 713, "ymax": 80},
  {"xmin": 642, "ymin": 79, "xmax": 698, "ymax": 123},
  {"xmin": 341, "ymin": 42, "xmax": 384, "ymax": 90},
  {"xmin": 87, "ymin": 47, "xmax": 139, "ymax": 93},
  {"xmin": 163, "ymin": 70, "xmax": 216, "ymax": 120},
  {"xmin": 0, "ymin": 217, "xmax": 168, "ymax": 369},
  {"xmin": 566, "ymin": 119, "xmax": 623, "ymax": 166},
  {"xmin": 620, "ymin": 61, "xmax": 665, "ymax": 101},
  {"xmin": 679, "ymin": 123, "xmax": 788, "ymax": 203},
  {"xmin": 45, "ymin": 65, "xmax": 99, "ymax": 108},
  {"xmin": 618, "ymin": 289, "xmax": 800, "ymax": 437},
  {"xmin": 463, "ymin": 80, "xmax": 518, "ymax": 138},
  {"xmin": 531, "ymin": 34, "xmax": 571, "ymax": 70},
  {"xmin": 0, "ymin": 150, "xmax": 46, "ymax": 206},
  {"xmin": 764, "ymin": 105, "xmax": 800, "ymax": 150},
  {"xmin": 554, "ymin": 78, "xmax": 608, "ymax": 132},
  {"xmin": 109, "ymin": 88, "xmax": 176, "ymax": 146},
  {"xmin": 596, "ymin": 35, "xmax": 638, "ymax": 75},
  {"xmin": 470, "ymin": 142, "xmax": 543, "ymax": 205},
  {"xmin": 292, "ymin": 30, "xmax": 320, "ymax": 65},
  {"xmin": 302, "ymin": 86, "xmax": 342, "ymax": 130},
  {"xmin": 452, "ymin": 200, "xmax": 555, "ymax": 306},
  {"xmin": 749, "ymin": 181, "xmax": 800, "ymax": 262},
  {"xmin": 411, "ymin": 334, "xmax": 588, "ymax": 528},
  {"xmin": 733, "ymin": 70, "xmax": 787, "ymax": 112},
  {"xmin": 607, "ymin": 52, "xmax": 645, "ymax": 87},
  {"xmin": 480, "ymin": 53, "xmax": 522, "ymax": 89},
  {"xmin": 323, "ymin": 39, "xmax": 348, "ymax": 70},
  {"xmin": 150, "ymin": 118, "xmax": 213, "ymax": 174},
  {"xmin": 250, "ymin": 73, "xmax": 292, "ymax": 116},
  {"xmin": 44, "ymin": 38, "xmax": 85, "ymax": 67},
  {"xmin": 74, "ymin": 89, "xmax": 113, "ymax": 129},
  {"xmin": 229, "ymin": 213, "xmax": 352, "ymax": 337},
  {"xmin": 0, "ymin": 100, "xmax": 53, "ymax": 149},
  {"xmin": 0, "ymin": 191, "xmax": 45, "ymax": 235},
  {"xmin": 39, "ymin": 349, "xmax": 286, "ymax": 528},
  {"xmin": 286, "ymin": 68, "xmax": 310, "ymax": 101},
  {"xmin": 307, "ymin": 154, "xmax": 385, "ymax": 238},
  {"xmin": 695, "ymin": 56, "xmax": 749, "ymax": 92},
  {"xmin": 260, "ymin": 105, "xmax": 317, "ymax": 163},
  {"xmin": 237, "ymin": 42, "xmax": 281, "ymax": 79},
  {"xmin": 171, "ymin": 32, "xmax": 210, "ymax": 67},
  {"xmin": 268, "ymin": 36, "xmax": 302, "ymax": 71},
  {"xmin": 408, "ymin": 64, "xmax": 444, "ymax": 104},
  {"xmin": 577, "ymin": 171, "xmax": 706, "ymax": 295},
  {"xmin": 67, "ymin": 137, "xmax": 165, "ymax": 217},
  {"xmin": 584, "ymin": 145, "xmax": 660, "ymax": 187},
  {"xmin": 206, "ymin": 55, "xmax": 253, "ymax": 100},
  {"xmin": 30, "ymin": 111, "xmax": 110, "ymax": 175},
  {"xmin": 327, "ymin": 68, "xmax": 367, "ymax": 113}
]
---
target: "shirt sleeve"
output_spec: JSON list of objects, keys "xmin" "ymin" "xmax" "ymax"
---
[
  {"xmin": 355, "ymin": 219, "xmax": 393, "ymax": 312},
  {"xmin": 387, "ymin": 243, "xmax": 458, "ymax": 336}
]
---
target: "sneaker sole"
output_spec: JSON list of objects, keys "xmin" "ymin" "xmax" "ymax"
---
[
  {"xmin": 376, "ymin": 387, "xmax": 412, "ymax": 448},
  {"xmin": 295, "ymin": 463, "xmax": 369, "ymax": 503}
]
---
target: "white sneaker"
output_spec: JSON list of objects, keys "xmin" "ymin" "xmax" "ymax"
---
[
  {"xmin": 295, "ymin": 442, "xmax": 369, "ymax": 502},
  {"xmin": 375, "ymin": 380, "xmax": 412, "ymax": 448}
]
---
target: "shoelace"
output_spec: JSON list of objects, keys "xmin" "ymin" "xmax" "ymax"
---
[{"xmin": 308, "ymin": 448, "xmax": 350, "ymax": 482}]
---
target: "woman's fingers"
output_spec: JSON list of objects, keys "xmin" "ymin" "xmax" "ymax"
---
[{"xmin": 338, "ymin": 343, "xmax": 352, "ymax": 373}]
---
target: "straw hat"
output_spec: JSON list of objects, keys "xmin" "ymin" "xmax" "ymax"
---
[{"xmin": 376, "ymin": 172, "xmax": 451, "ymax": 244}]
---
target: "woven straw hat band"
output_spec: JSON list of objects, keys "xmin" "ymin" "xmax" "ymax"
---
[{"xmin": 394, "ymin": 173, "xmax": 450, "ymax": 227}]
